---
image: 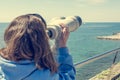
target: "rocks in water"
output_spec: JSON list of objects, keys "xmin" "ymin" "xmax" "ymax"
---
[{"xmin": 97, "ymin": 33, "xmax": 120, "ymax": 40}]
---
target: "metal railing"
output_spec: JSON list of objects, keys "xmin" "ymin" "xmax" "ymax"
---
[
  {"xmin": 74, "ymin": 48, "xmax": 120, "ymax": 68},
  {"xmin": 74, "ymin": 48, "xmax": 120, "ymax": 80}
]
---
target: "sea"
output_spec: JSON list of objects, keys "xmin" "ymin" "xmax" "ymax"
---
[{"xmin": 0, "ymin": 22, "xmax": 120, "ymax": 80}]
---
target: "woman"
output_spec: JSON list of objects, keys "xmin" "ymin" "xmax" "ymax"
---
[{"xmin": 0, "ymin": 14, "xmax": 76, "ymax": 80}]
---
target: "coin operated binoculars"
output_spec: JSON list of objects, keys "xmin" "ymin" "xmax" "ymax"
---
[
  {"xmin": 47, "ymin": 16, "xmax": 82, "ymax": 53},
  {"xmin": 47, "ymin": 16, "xmax": 82, "ymax": 40}
]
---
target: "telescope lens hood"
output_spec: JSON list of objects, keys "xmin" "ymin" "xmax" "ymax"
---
[{"xmin": 75, "ymin": 16, "xmax": 82, "ymax": 26}]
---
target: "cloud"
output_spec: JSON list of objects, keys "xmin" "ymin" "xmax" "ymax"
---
[
  {"xmin": 75, "ymin": 0, "xmax": 107, "ymax": 5},
  {"xmin": 88, "ymin": 0, "xmax": 107, "ymax": 4}
]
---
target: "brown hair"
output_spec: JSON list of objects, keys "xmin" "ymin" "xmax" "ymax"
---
[{"xmin": 0, "ymin": 14, "xmax": 57, "ymax": 73}]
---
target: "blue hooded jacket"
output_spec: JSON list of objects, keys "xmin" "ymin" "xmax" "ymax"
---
[{"xmin": 0, "ymin": 47, "xmax": 76, "ymax": 80}]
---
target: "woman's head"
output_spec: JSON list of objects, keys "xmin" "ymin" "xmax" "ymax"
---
[{"xmin": 2, "ymin": 14, "xmax": 57, "ymax": 73}]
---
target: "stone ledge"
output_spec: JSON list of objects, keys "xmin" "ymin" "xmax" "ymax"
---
[{"xmin": 89, "ymin": 63, "xmax": 120, "ymax": 80}]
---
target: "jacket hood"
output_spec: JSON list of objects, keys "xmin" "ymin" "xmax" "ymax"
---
[{"xmin": 0, "ymin": 56, "xmax": 37, "ymax": 80}]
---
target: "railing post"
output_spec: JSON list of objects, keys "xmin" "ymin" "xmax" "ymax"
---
[{"xmin": 113, "ymin": 51, "xmax": 118, "ymax": 65}]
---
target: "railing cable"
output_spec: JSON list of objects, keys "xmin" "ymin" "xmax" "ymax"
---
[{"xmin": 74, "ymin": 48, "xmax": 120, "ymax": 68}]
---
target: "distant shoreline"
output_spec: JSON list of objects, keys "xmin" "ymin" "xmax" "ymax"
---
[{"xmin": 97, "ymin": 32, "xmax": 120, "ymax": 40}]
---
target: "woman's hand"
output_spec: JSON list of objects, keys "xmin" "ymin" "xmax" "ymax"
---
[{"xmin": 57, "ymin": 24, "xmax": 70, "ymax": 48}]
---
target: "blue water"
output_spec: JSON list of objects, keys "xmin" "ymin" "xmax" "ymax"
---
[
  {"xmin": 1, "ymin": 22, "xmax": 120, "ymax": 62},
  {"xmin": 68, "ymin": 22, "xmax": 120, "ymax": 63},
  {"xmin": 0, "ymin": 22, "xmax": 120, "ymax": 79}
]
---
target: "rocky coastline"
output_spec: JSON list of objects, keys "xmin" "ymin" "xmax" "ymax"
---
[{"xmin": 97, "ymin": 32, "xmax": 120, "ymax": 40}]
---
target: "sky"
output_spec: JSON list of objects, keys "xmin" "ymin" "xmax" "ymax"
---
[{"xmin": 0, "ymin": 0, "xmax": 120, "ymax": 22}]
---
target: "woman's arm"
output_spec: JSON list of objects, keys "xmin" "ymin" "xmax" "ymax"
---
[
  {"xmin": 57, "ymin": 47, "xmax": 76, "ymax": 80},
  {"xmin": 56, "ymin": 24, "xmax": 76, "ymax": 80}
]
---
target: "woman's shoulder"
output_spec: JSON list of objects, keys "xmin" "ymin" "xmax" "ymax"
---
[
  {"xmin": 25, "ymin": 69, "xmax": 58, "ymax": 80},
  {"xmin": 0, "ymin": 58, "xmax": 58, "ymax": 80}
]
